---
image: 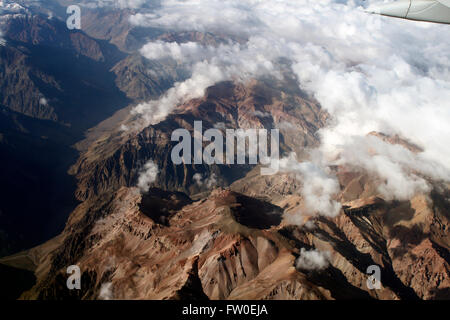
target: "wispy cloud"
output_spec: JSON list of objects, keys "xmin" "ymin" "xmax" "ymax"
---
[
  {"xmin": 0, "ymin": 30, "xmax": 5, "ymax": 46},
  {"xmin": 137, "ymin": 160, "xmax": 159, "ymax": 193},
  {"xmin": 193, "ymin": 173, "xmax": 218, "ymax": 189},
  {"xmin": 296, "ymin": 248, "xmax": 330, "ymax": 271},
  {"xmin": 77, "ymin": 0, "xmax": 150, "ymax": 9},
  {"xmin": 99, "ymin": 282, "xmax": 114, "ymax": 300}
]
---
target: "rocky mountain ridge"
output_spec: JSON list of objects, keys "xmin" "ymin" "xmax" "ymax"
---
[{"xmin": 12, "ymin": 163, "xmax": 449, "ymax": 300}]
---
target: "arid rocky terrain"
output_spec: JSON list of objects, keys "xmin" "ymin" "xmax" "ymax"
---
[{"xmin": 0, "ymin": 0, "xmax": 448, "ymax": 300}]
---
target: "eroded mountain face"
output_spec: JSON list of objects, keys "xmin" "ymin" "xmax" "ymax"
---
[{"xmin": 17, "ymin": 165, "xmax": 450, "ymax": 300}]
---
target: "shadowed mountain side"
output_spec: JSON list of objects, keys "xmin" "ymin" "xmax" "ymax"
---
[
  {"xmin": 140, "ymin": 188, "xmax": 193, "ymax": 226},
  {"xmin": 0, "ymin": 13, "xmax": 135, "ymax": 256},
  {"xmin": 0, "ymin": 105, "xmax": 79, "ymax": 256},
  {"xmin": 0, "ymin": 263, "xmax": 36, "ymax": 300}
]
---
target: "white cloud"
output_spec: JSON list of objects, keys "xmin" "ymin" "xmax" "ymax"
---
[
  {"xmin": 252, "ymin": 110, "xmax": 271, "ymax": 118},
  {"xmin": 129, "ymin": 0, "xmax": 450, "ymax": 206},
  {"xmin": 0, "ymin": 21, "xmax": 5, "ymax": 46},
  {"xmin": 140, "ymin": 40, "xmax": 211, "ymax": 61},
  {"xmin": 137, "ymin": 160, "xmax": 159, "ymax": 193},
  {"xmin": 79, "ymin": 0, "xmax": 148, "ymax": 9},
  {"xmin": 193, "ymin": 173, "xmax": 203, "ymax": 186},
  {"xmin": 193, "ymin": 173, "xmax": 218, "ymax": 189},
  {"xmin": 276, "ymin": 121, "xmax": 297, "ymax": 131},
  {"xmin": 116, "ymin": 0, "xmax": 147, "ymax": 9},
  {"xmin": 129, "ymin": 0, "xmax": 261, "ymax": 36},
  {"xmin": 332, "ymin": 134, "xmax": 448, "ymax": 200},
  {"xmin": 99, "ymin": 282, "xmax": 114, "ymax": 300},
  {"xmin": 296, "ymin": 248, "xmax": 330, "ymax": 271},
  {"xmin": 0, "ymin": 1, "xmax": 25, "ymax": 13},
  {"xmin": 279, "ymin": 153, "xmax": 342, "ymax": 218},
  {"xmin": 206, "ymin": 173, "xmax": 218, "ymax": 189},
  {"xmin": 39, "ymin": 97, "xmax": 48, "ymax": 106}
]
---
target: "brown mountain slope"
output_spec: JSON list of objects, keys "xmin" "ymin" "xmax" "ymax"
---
[{"xmin": 9, "ymin": 163, "xmax": 449, "ymax": 300}]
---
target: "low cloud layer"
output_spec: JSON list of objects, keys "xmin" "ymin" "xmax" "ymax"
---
[
  {"xmin": 193, "ymin": 173, "xmax": 218, "ymax": 189},
  {"xmin": 279, "ymin": 153, "xmax": 342, "ymax": 218},
  {"xmin": 76, "ymin": 0, "xmax": 150, "ymax": 9},
  {"xmin": 99, "ymin": 282, "xmax": 114, "ymax": 300},
  {"xmin": 39, "ymin": 97, "xmax": 48, "ymax": 106},
  {"xmin": 137, "ymin": 160, "xmax": 159, "ymax": 193},
  {"xmin": 296, "ymin": 248, "xmax": 330, "ymax": 271},
  {"xmin": 130, "ymin": 0, "xmax": 450, "ymax": 216}
]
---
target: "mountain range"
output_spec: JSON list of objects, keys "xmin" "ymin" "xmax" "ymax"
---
[{"xmin": 0, "ymin": 0, "xmax": 448, "ymax": 300}]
